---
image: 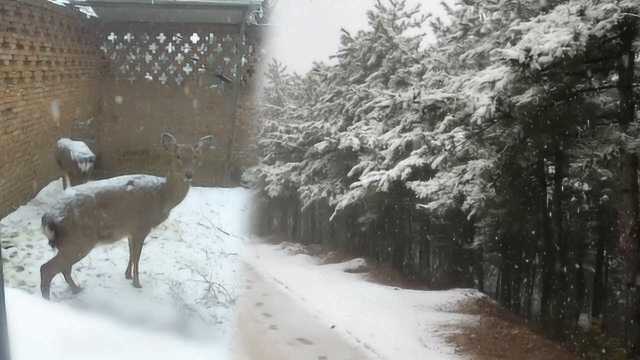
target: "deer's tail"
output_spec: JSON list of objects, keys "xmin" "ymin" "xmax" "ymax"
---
[{"xmin": 41, "ymin": 214, "xmax": 59, "ymax": 249}]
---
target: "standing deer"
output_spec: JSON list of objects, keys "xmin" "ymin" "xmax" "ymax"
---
[
  {"xmin": 40, "ymin": 133, "xmax": 214, "ymax": 299},
  {"xmin": 56, "ymin": 138, "xmax": 96, "ymax": 189}
]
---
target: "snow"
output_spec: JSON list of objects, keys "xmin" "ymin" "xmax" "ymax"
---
[
  {"xmin": 494, "ymin": 1, "xmax": 625, "ymax": 71},
  {"xmin": 57, "ymin": 138, "xmax": 96, "ymax": 173},
  {"xmin": 2, "ymin": 178, "xmax": 476, "ymax": 360},
  {"xmin": 1, "ymin": 179, "xmax": 253, "ymax": 359},
  {"xmin": 57, "ymin": 138, "xmax": 95, "ymax": 161},
  {"xmin": 49, "ymin": 175, "xmax": 166, "ymax": 219},
  {"xmin": 245, "ymin": 242, "xmax": 481, "ymax": 360},
  {"xmin": 5, "ymin": 288, "xmax": 226, "ymax": 360}
]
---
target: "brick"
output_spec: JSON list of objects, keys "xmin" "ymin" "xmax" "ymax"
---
[{"xmin": 0, "ymin": 0, "xmax": 102, "ymax": 218}]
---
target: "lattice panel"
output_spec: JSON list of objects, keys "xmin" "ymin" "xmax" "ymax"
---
[{"xmin": 100, "ymin": 30, "xmax": 255, "ymax": 86}]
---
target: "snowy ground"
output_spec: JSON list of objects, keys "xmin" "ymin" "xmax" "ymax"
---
[
  {"xmin": 5, "ymin": 288, "xmax": 227, "ymax": 360},
  {"xmin": 241, "ymin": 243, "xmax": 480, "ymax": 360},
  {"xmin": 1, "ymin": 179, "xmax": 479, "ymax": 360},
  {"xmin": 1, "ymin": 179, "xmax": 252, "ymax": 359}
]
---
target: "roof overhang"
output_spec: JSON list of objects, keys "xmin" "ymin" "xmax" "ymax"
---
[{"xmin": 69, "ymin": 0, "xmax": 261, "ymax": 24}]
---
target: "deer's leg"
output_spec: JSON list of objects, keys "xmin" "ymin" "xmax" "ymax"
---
[
  {"xmin": 62, "ymin": 266, "xmax": 82, "ymax": 294},
  {"xmin": 125, "ymin": 237, "xmax": 134, "ymax": 280},
  {"xmin": 62, "ymin": 174, "xmax": 70, "ymax": 190},
  {"xmin": 131, "ymin": 234, "xmax": 147, "ymax": 288},
  {"xmin": 40, "ymin": 255, "xmax": 65, "ymax": 300},
  {"xmin": 69, "ymin": 175, "xmax": 80, "ymax": 187}
]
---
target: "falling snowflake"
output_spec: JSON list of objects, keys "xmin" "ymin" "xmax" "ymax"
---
[{"xmin": 159, "ymin": 72, "xmax": 168, "ymax": 84}]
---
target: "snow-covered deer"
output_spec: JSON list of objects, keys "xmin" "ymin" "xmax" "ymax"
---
[
  {"xmin": 40, "ymin": 133, "xmax": 215, "ymax": 299},
  {"xmin": 56, "ymin": 138, "xmax": 96, "ymax": 189}
]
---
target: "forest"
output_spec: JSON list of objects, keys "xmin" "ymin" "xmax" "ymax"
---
[{"xmin": 245, "ymin": 0, "xmax": 640, "ymax": 357}]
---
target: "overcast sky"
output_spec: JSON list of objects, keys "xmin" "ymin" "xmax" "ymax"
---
[{"xmin": 267, "ymin": 0, "xmax": 450, "ymax": 74}]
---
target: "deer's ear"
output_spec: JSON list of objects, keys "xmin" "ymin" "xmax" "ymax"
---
[
  {"xmin": 196, "ymin": 135, "xmax": 215, "ymax": 151},
  {"xmin": 161, "ymin": 133, "xmax": 177, "ymax": 152}
]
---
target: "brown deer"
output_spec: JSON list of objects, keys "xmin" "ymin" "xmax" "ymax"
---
[
  {"xmin": 40, "ymin": 133, "xmax": 214, "ymax": 299},
  {"xmin": 56, "ymin": 138, "xmax": 96, "ymax": 189}
]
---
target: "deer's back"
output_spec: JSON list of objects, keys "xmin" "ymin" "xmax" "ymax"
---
[{"xmin": 46, "ymin": 175, "xmax": 170, "ymax": 245}]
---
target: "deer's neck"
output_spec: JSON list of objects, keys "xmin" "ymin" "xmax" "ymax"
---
[{"xmin": 163, "ymin": 166, "xmax": 190, "ymax": 210}]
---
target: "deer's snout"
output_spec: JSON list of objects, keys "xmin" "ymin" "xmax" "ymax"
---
[{"xmin": 185, "ymin": 170, "xmax": 194, "ymax": 181}]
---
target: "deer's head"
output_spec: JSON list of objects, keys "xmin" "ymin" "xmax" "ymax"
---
[{"xmin": 161, "ymin": 133, "xmax": 215, "ymax": 182}]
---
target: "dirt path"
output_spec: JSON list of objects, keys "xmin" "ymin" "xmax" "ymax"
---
[{"xmin": 231, "ymin": 265, "xmax": 372, "ymax": 360}]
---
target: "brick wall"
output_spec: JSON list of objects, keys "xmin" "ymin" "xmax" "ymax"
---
[
  {"xmin": 0, "ymin": 0, "xmax": 104, "ymax": 218},
  {"xmin": 0, "ymin": 1, "xmax": 260, "ymax": 218}
]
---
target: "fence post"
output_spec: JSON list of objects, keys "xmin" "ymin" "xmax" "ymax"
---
[{"xmin": 0, "ymin": 245, "xmax": 10, "ymax": 360}]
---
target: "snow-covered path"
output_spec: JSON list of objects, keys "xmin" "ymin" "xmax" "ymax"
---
[
  {"xmin": 1, "ymin": 180, "xmax": 478, "ymax": 360},
  {"xmin": 241, "ymin": 242, "xmax": 480, "ymax": 360},
  {"xmin": 232, "ymin": 264, "xmax": 370, "ymax": 360}
]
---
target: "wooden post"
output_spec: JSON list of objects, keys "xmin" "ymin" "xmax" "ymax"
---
[
  {"xmin": 0, "ymin": 245, "xmax": 10, "ymax": 360},
  {"xmin": 223, "ymin": 10, "xmax": 249, "ymax": 186}
]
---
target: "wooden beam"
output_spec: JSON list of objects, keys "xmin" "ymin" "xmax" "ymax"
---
[{"xmin": 70, "ymin": 0, "xmax": 259, "ymax": 10}]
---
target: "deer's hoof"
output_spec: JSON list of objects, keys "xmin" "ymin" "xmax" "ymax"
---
[
  {"xmin": 71, "ymin": 286, "xmax": 83, "ymax": 295},
  {"xmin": 132, "ymin": 282, "xmax": 142, "ymax": 289}
]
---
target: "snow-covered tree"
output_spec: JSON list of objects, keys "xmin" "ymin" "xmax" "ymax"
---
[{"xmin": 248, "ymin": 0, "xmax": 640, "ymax": 353}]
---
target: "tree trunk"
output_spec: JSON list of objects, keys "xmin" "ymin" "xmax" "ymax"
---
[
  {"xmin": 537, "ymin": 154, "xmax": 555, "ymax": 329},
  {"xmin": 420, "ymin": 221, "xmax": 432, "ymax": 286},
  {"xmin": 617, "ymin": 16, "xmax": 639, "ymax": 354},
  {"xmin": 475, "ymin": 241, "xmax": 485, "ymax": 293},
  {"xmin": 592, "ymin": 204, "xmax": 607, "ymax": 320},
  {"xmin": 574, "ymin": 224, "xmax": 586, "ymax": 329},
  {"xmin": 552, "ymin": 140, "xmax": 568, "ymax": 338}
]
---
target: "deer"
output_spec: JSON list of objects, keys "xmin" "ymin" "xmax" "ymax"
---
[
  {"xmin": 56, "ymin": 138, "xmax": 96, "ymax": 189},
  {"xmin": 40, "ymin": 133, "xmax": 215, "ymax": 299}
]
